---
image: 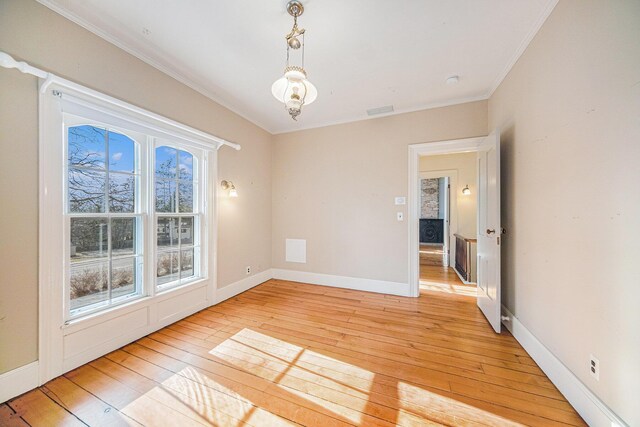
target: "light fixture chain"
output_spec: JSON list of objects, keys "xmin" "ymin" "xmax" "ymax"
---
[
  {"xmin": 272, "ymin": 0, "xmax": 316, "ymax": 121},
  {"xmin": 286, "ymin": 42, "xmax": 290, "ymax": 68}
]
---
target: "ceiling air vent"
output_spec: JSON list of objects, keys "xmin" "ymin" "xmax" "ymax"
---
[{"xmin": 366, "ymin": 105, "xmax": 394, "ymax": 116}]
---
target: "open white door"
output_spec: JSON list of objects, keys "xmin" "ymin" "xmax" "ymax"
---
[
  {"xmin": 443, "ymin": 177, "xmax": 450, "ymax": 266},
  {"xmin": 477, "ymin": 130, "xmax": 501, "ymax": 332}
]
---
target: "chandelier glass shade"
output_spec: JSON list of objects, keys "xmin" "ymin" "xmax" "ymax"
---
[
  {"xmin": 272, "ymin": 1, "xmax": 317, "ymax": 120},
  {"xmin": 271, "ymin": 67, "xmax": 318, "ymax": 120}
]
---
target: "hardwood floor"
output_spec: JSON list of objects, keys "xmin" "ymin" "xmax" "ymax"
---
[
  {"xmin": 1, "ymin": 272, "xmax": 585, "ymax": 426},
  {"xmin": 420, "ymin": 265, "xmax": 477, "ymax": 297},
  {"xmin": 420, "ymin": 244, "xmax": 446, "ymax": 266}
]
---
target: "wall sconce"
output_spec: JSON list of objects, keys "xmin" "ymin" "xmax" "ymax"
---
[
  {"xmin": 221, "ymin": 180, "xmax": 238, "ymax": 197},
  {"xmin": 462, "ymin": 185, "xmax": 471, "ymax": 195}
]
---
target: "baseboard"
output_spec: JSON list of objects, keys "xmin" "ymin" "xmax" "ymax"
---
[
  {"xmin": 501, "ymin": 306, "xmax": 628, "ymax": 427},
  {"xmin": 452, "ymin": 266, "xmax": 475, "ymax": 285},
  {"xmin": 0, "ymin": 361, "xmax": 39, "ymax": 404},
  {"xmin": 272, "ymin": 268, "xmax": 411, "ymax": 297},
  {"xmin": 215, "ymin": 269, "xmax": 274, "ymax": 304}
]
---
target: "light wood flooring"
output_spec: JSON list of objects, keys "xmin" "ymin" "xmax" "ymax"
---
[
  {"xmin": 420, "ymin": 244, "xmax": 446, "ymax": 266},
  {"xmin": 1, "ymin": 269, "xmax": 585, "ymax": 426},
  {"xmin": 420, "ymin": 264, "xmax": 477, "ymax": 297}
]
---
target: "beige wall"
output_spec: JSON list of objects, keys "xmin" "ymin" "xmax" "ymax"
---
[
  {"xmin": 420, "ymin": 152, "xmax": 477, "ymax": 238},
  {"xmin": 0, "ymin": 0, "xmax": 272, "ymax": 374},
  {"xmin": 489, "ymin": 1, "xmax": 640, "ymax": 425},
  {"xmin": 3, "ymin": 1, "xmax": 637, "ymax": 423},
  {"xmin": 272, "ymin": 102, "xmax": 487, "ymax": 283}
]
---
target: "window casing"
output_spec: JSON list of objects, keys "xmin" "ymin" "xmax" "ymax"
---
[{"xmin": 39, "ymin": 78, "xmax": 224, "ymax": 384}]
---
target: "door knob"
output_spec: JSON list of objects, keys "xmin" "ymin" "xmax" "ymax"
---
[{"xmin": 486, "ymin": 229, "xmax": 496, "ymax": 234}]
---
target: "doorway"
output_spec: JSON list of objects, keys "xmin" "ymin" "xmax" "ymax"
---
[
  {"xmin": 408, "ymin": 133, "xmax": 503, "ymax": 332},
  {"xmin": 418, "ymin": 172, "xmax": 455, "ymax": 269},
  {"xmin": 418, "ymin": 161, "xmax": 478, "ymax": 296}
]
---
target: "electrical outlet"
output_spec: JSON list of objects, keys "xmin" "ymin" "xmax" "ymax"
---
[
  {"xmin": 589, "ymin": 355, "xmax": 600, "ymax": 381},
  {"xmin": 246, "ymin": 266, "xmax": 251, "ymax": 275}
]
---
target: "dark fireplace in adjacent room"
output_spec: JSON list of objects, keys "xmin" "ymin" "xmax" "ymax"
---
[{"xmin": 419, "ymin": 218, "xmax": 444, "ymax": 244}]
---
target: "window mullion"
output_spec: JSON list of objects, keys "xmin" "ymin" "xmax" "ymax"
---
[
  {"xmin": 147, "ymin": 137, "xmax": 156, "ymax": 298},
  {"xmin": 105, "ymin": 130, "xmax": 113, "ymax": 306},
  {"xmin": 107, "ymin": 218, "xmax": 113, "ymax": 305},
  {"xmin": 177, "ymin": 215, "xmax": 182, "ymax": 282},
  {"xmin": 105, "ymin": 129, "xmax": 110, "ymax": 220}
]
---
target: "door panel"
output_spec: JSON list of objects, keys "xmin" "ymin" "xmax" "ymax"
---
[
  {"xmin": 477, "ymin": 130, "xmax": 501, "ymax": 332},
  {"xmin": 443, "ymin": 177, "xmax": 450, "ymax": 266}
]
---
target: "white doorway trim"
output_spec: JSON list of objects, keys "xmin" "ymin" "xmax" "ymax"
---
[
  {"xmin": 419, "ymin": 171, "xmax": 458, "ymax": 268},
  {"xmin": 408, "ymin": 137, "xmax": 485, "ymax": 297}
]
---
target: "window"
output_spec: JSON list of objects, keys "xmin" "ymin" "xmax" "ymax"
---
[
  {"xmin": 63, "ymin": 120, "xmax": 207, "ymax": 319},
  {"xmin": 67, "ymin": 125, "xmax": 142, "ymax": 316},
  {"xmin": 154, "ymin": 146, "xmax": 200, "ymax": 290},
  {"xmin": 40, "ymin": 80, "xmax": 224, "ymax": 383}
]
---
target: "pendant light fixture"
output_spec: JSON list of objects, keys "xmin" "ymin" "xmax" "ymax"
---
[{"xmin": 271, "ymin": 1, "xmax": 317, "ymax": 121}]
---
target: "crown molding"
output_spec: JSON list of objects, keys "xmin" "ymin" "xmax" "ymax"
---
[
  {"xmin": 271, "ymin": 94, "xmax": 490, "ymax": 135},
  {"xmin": 36, "ymin": 0, "xmax": 275, "ymax": 134},
  {"xmin": 486, "ymin": 0, "xmax": 559, "ymax": 98},
  {"xmin": 37, "ymin": 0, "xmax": 558, "ymax": 136}
]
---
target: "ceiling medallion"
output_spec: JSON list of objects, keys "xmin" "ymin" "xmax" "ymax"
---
[{"xmin": 271, "ymin": 0, "xmax": 317, "ymax": 120}]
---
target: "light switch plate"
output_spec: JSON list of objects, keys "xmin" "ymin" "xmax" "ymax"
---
[
  {"xmin": 397, "ymin": 212, "xmax": 404, "ymax": 221},
  {"xmin": 395, "ymin": 196, "xmax": 406, "ymax": 205}
]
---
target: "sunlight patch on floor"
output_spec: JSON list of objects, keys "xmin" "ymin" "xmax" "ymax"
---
[
  {"xmin": 225, "ymin": 328, "xmax": 376, "ymax": 384},
  {"xmin": 118, "ymin": 359, "xmax": 299, "ymax": 426},
  {"xmin": 208, "ymin": 328, "xmax": 378, "ymax": 425},
  {"xmin": 120, "ymin": 381, "xmax": 226, "ymax": 426},
  {"xmin": 420, "ymin": 279, "xmax": 477, "ymax": 296},
  {"xmin": 176, "ymin": 366, "xmax": 295, "ymax": 426},
  {"xmin": 419, "ymin": 247, "xmax": 444, "ymax": 255}
]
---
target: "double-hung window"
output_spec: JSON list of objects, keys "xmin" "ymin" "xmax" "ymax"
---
[
  {"xmin": 40, "ymin": 79, "xmax": 226, "ymax": 382},
  {"xmin": 154, "ymin": 145, "xmax": 202, "ymax": 290},
  {"xmin": 66, "ymin": 123, "xmax": 143, "ymax": 316},
  {"xmin": 59, "ymin": 101, "xmax": 210, "ymax": 321}
]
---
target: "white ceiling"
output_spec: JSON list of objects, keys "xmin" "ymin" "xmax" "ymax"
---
[{"xmin": 39, "ymin": 0, "xmax": 558, "ymax": 134}]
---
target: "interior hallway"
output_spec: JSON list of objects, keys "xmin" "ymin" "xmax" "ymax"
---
[
  {"xmin": 419, "ymin": 244, "xmax": 446, "ymax": 267},
  {"xmin": 0, "ymin": 274, "xmax": 585, "ymax": 426}
]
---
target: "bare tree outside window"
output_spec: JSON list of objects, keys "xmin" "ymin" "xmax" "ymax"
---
[
  {"xmin": 68, "ymin": 125, "xmax": 140, "ymax": 312},
  {"xmin": 155, "ymin": 146, "xmax": 197, "ymax": 288}
]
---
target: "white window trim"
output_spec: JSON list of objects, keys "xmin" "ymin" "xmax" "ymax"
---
[{"xmin": 38, "ymin": 76, "xmax": 222, "ymax": 384}]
